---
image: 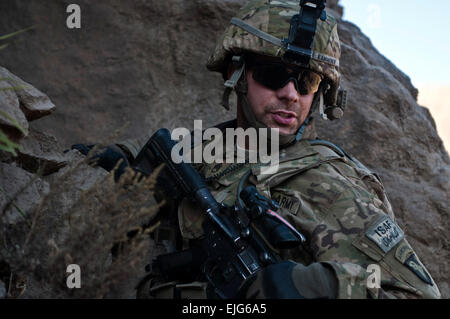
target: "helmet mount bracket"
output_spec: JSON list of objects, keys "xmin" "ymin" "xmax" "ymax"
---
[{"xmin": 282, "ymin": 0, "xmax": 327, "ymax": 65}]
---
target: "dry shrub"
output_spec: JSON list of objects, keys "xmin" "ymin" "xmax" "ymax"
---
[{"xmin": 1, "ymin": 146, "xmax": 163, "ymax": 298}]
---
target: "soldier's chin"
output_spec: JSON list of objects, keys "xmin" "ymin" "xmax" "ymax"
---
[
  {"xmin": 259, "ymin": 117, "xmax": 297, "ymax": 136},
  {"xmin": 260, "ymin": 124, "xmax": 288, "ymax": 136},
  {"xmin": 274, "ymin": 125, "xmax": 297, "ymax": 136}
]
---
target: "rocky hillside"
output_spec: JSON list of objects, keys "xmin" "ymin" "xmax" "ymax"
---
[{"xmin": 0, "ymin": 0, "xmax": 448, "ymax": 298}]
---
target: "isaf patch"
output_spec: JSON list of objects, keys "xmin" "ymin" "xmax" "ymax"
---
[
  {"xmin": 271, "ymin": 192, "xmax": 301, "ymax": 215},
  {"xmin": 365, "ymin": 215, "xmax": 404, "ymax": 253}
]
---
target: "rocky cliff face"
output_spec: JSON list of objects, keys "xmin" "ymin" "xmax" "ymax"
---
[{"xmin": 0, "ymin": 0, "xmax": 448, "ymax": 298}]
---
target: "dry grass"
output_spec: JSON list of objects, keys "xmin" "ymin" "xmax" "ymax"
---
[{"xmin": 0, "ymin": 143, "xmax": 163, "ymax": 298}]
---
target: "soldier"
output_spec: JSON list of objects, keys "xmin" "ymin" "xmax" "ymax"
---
[{"xmin": 73, "ymin": 0, "xmax": 441, "ymax": 299}]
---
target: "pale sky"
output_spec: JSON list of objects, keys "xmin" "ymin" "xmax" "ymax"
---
[
  {"xmin": 340, "ymin": 0, "xmax": 450, "ymax": 152},
  {"xmin": 340, "ymin": 0, "xmax": 450, "ymax": 87}
]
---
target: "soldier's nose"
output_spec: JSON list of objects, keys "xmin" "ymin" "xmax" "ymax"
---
[{"xmin": 276, "ymin": 80, "xmax": 299, "ymax": 103}]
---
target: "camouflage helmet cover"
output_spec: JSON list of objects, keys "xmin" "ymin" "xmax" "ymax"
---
[{"xmin": 206, "ymin": 0, "xmax": 341, "ymax": 106}]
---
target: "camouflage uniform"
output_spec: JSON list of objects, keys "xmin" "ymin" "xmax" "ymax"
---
[
  {"xmin": 176, "ymin": 119, "xmax": 441, "ymax": 298},
  {"xmin": 129, "ymin": 1, "xmax": 441, "ymax": 299},
  {"xmin": 127, "ymin": 118, "xmax": 440, "ymax": 299}
]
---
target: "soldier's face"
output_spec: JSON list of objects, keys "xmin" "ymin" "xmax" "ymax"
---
[{"xmin": 245, "ymin": 67, "xmax": 314, "ymax": 136}]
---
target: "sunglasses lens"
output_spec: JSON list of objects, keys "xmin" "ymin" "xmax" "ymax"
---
[
  {"xmin": 251, "ymin": 64, "xmax": 321, "ymax": 95},
  {"xmin": 252, "ymin": 65, "xmax": 289, "ymax": 90},
  {"xmin": 297, "ymin": 70, "xmax": 322, "ymax": 95}
]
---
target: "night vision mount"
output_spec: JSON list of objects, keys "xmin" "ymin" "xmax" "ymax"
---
[
  {"xmin": 282, "ymin": 0, "xmax": 327, "ymax": 65},
  {"xmin": 282, "ymin": 0, "xmax": 347, "ymax": 121}
]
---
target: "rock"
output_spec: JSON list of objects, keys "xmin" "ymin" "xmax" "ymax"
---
[
  {"xmin": 0, "ymin": 162, "xmax": 49, "ymax": 225},
  {"xmin": 0, "ymin": 74, "xmax": 29, "ymax": 141},
  {"xmin": 16, "ymin": 128, "xmax": 72, "ymax": 176},
  {"xmin": 0, "ymin": 66, "xmax": 55, "ymax": 122},
  {"xmin": 0, "ymin": 0, "xmax": 241, "ymax": 146},
  {"xmin": 0, "ymin": 151, "xmax": 109, "ymax": 299},
  {"xmin": 0, "ymin": 66, "xmax": 67, "ymax": 175},
  {"xmin": 336, "ymin": 21, "xmax": 419, "ymax": 101},
  {"xmin": 43, "ymin": 150, "xmax": 108, "ymax": 203},
  {"xmin": 27, "ymin": 150, "xmax": 109, "ymax": 234},
  {"xmin": 0, "ymin": 66, "xmax": 55, "ymax": 142},
  {"xmin": 326, "ymin": 0, "xmax": 344, "ymax": 18}
]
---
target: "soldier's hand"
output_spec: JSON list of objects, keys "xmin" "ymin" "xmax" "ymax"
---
[
  {"xmin": 70, "ymin": 143, "xmax": 130, "ymax": 180},
  {"xmin": 240, "ymin": 260, "xmax": 338, "ymax": 299}
]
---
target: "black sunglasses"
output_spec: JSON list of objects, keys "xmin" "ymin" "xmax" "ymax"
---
[{"xmin": 250, "ymin": 63, "xmax": 322, "ymax": 95}]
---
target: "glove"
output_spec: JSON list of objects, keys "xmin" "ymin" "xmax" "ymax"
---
[
  {"xmin": 240, "ymin": 260, "xmax": 338, "ymax": 299},
  {"xmin": 70, "ymin": 143, "xmax": 130, "ymax": 180}
]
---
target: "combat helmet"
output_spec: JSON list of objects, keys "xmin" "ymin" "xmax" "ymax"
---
[{"xmin": 207, "ymin": 0, "xmax": 347, "ymax": 129}]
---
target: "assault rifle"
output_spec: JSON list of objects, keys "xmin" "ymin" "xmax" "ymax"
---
[{"xmin": 132, "ymin": 128, "xmax": 305, "ymax": 298}]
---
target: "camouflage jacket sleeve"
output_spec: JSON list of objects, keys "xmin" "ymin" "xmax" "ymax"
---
[{"xmin": 269, "ymin": 152, "xmax": 441, "ymax": 299}]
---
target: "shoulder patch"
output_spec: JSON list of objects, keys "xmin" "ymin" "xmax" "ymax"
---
[
  {"xmin": 271, "ymin": 191, "xmax": 301, "ymax": 215},
  {"xmin": 365, "ymin": 215, "xmax": 404, "ymax": 253},
  {"xmin": 394, "ymin": 241, "xmax": 414, "ymax": 263},
  {"xmin": 395, "ymin": 242, "xmax": 433, "ymax": 286},
  {"xmin": 404, "ymin": 254, "xmax": 434, "ymax": 285}
]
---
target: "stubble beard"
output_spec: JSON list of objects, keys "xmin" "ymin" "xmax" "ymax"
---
[{"xmin": 259, "ymin": 103, "xmax": 303, "ymax": 136}]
